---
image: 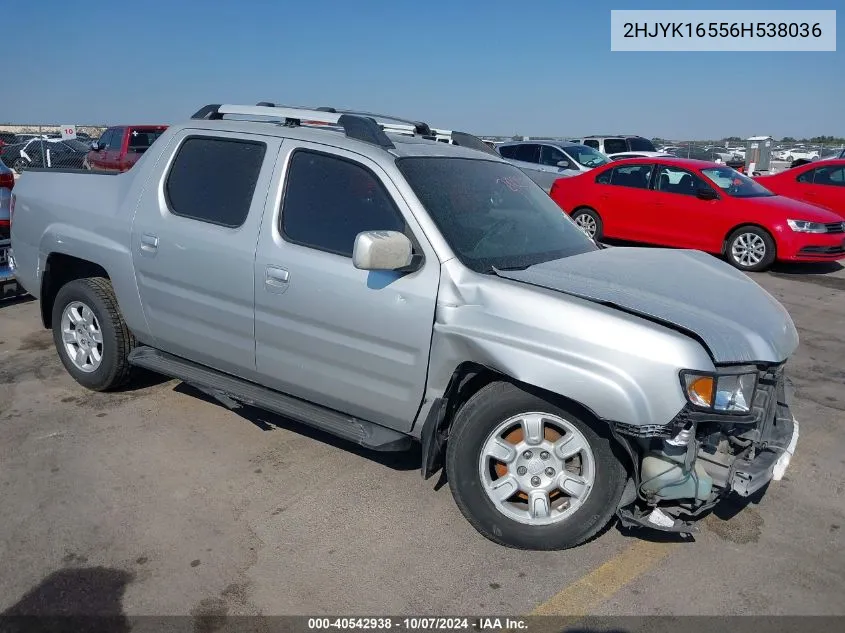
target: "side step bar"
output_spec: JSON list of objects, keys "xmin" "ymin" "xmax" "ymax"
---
[{"xmin": 128, "ymin": 346, "xmax": 413, "ymax": 452}]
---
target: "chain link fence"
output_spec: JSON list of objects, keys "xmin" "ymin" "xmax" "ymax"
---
[
  {"xmin": 0, "ymin": 125, "xmax": 106, "ymax": 174},
  {"xmin": 655, "ymin": 140, "xmax": 845, "ymax": 172}
]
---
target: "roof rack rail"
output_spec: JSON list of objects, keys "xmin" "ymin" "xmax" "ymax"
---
[
  {"xmin": 193, "ymin": 102, "xmax": 497, "ymax": 156},
  {"xmin": 190, "ymin": 103, "xmax": 395, "ymax": 149}
]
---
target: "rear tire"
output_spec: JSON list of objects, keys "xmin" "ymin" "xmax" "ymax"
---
[
  {"xmin": 446, "ymin": 382, "xmax": 626, "ymax": 550},
  {"xmin": 571, "ymin": 207, "xmax": 603, "ymax": 241},
  {"xmin": 725, "ymin": 226, "xmax": 776, "ymax": 272},
  {"xmin": 12, "ymin": 158, "xmax": 27, "ymax": 174},
  {"xmin": 51, "ymin": 277, "xmax": 137, "ymax": 391}
]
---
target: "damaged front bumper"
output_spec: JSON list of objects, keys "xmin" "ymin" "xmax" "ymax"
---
[{"xmin": 615, "ymin": 367, "xmax": 799, "ymax": 534}]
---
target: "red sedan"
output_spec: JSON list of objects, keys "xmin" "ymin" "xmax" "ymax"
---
[
  {"xmin": 549, "ymin": 157, "xmax": 845, "ymax": 271},
  {"xmin": 754, "ymin": 159, "xmax": 845, "ymax": 217}
]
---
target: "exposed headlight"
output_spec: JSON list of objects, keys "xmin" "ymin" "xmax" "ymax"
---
[
  {"xmin": 787, "ymin": 219, "xmax": 827, "ymax": 233},
  {"xmin": 681, "ymin": 371, "xmax": 757, "ymax": 414}
]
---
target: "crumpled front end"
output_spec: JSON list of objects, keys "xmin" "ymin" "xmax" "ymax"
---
[{"xmin": 615, "ymin": 363, "xmax": 799, "ymax": 533}]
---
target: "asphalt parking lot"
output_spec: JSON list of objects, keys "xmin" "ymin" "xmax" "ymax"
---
[{"xmin": 1, "ymin": 261, "xmax": 844, "ymax": 620}]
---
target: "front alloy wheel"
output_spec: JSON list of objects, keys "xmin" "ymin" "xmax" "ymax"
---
[
  {"xmin": 727, "ymin": 226, "xmax": 776, "ymax": 272},
  {"xmin": 446, "ymin": 382, "xmax": 626, "ymax": 550},
  {"xmin": 479, "ymin": 412, "xmax": 595, "ymax": 526}
]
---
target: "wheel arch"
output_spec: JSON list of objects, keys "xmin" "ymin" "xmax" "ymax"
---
[
  {"xmin": 420, "ymin": 361, "xmax": 635, "ymax": 481},
  {"xmin": 40, "ymin": 253, "xmax": 110, "ymax": 328},
  {"xmin": 721, "ymin": 222, "xmax": 777, "ymax": 256}
]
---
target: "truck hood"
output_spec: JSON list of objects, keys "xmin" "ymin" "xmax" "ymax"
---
[{"xmin": 495, "ymin": 247, "xmax": 798, "ymax": 364}]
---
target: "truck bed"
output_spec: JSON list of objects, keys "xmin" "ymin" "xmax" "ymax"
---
[{"xmin": 9, "ymin": 168, "xmax": 140, "ymax": 300}]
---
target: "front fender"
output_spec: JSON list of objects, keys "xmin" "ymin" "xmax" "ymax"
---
[{"xmin": 419, "ymin": 303, "xmax": 709, "ymax": 434}]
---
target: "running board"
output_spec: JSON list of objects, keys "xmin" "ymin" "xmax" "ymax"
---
[{"xmin": 128, "ymin": 346, "xmax": 413, "ymax": 452}]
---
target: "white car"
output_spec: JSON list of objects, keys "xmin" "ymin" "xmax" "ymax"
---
[
  {"xmin": 784, "ymin": 148, "xmax": 819, "ymax": 162},
  {"xmin": 607, "ymin": 151, "xmax": 677, "ymax": 161}
]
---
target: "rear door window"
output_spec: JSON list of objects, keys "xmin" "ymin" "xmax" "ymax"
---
[
  {"xmin": 603, "ymin": 138, "xmax": 628, "ymax": 154},
  {"xmin": 627, "ymin": 137, "xmax": 657, "ymax": 152},
  {"xmin": 583, "ymin": 139, "xmax": 600, "ymax": 150},
  {"xmin": 497, "ymin": 145, "xmax": 518, "ymax": 159},
  {"xmin": 609, "ymin": 164, "xmax": 654, "ymax": 189},
  {"xmin": 511, "ymin": 144, "xmax": 540, "ymax": 164},
  {"xmin": 165, "ymin": 136, "xmax": 267, "ymax": 228}
]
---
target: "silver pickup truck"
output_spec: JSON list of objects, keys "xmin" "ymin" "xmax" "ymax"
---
[{"xmin": 9, "ymin": 103, "xmax": 800, "ymax": 550}]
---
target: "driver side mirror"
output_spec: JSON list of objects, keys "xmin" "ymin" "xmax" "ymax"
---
[
  {"xmin": 353, "ymin": 231, "xmax": 416, "ymax": 271},
  {"xmin": 557, "ymin": 160, "xmax": 573, "ymax": 169},
  {"xmin": 696, "ymin": 186, "xmax": 718, "ymax": 200}
]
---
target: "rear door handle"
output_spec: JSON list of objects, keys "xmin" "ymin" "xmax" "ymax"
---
[
  {"xmin": 139, "ymin": 234, "xmax": 158, "ymax": 254},
  {"xmin": 265, "ymin": 266, "xmax": 290, "ymax": 293}
]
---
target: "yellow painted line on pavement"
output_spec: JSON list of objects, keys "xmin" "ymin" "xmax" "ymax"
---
[{"xmin": 530, "ymin": 540, "xmax": 677, "ymax": 617}]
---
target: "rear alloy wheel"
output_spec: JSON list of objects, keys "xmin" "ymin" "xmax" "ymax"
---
[
  {"xmin": 571, "ymin": 208, "xmax": 603, "ymax": 240},
  {"xmin": 51, "ymin": 277, "xmax": 137, "ymax": 391},
  {"xmin": 726, "ymin": 226, "xmax": 776, "ymax": 272},
  {"xmin": 446, "ymin": 382, "xmax": 626, "ymax": 550},
  {"xmin": 12, "ymin": 158, "xmax": 27, "ymax": 174}
]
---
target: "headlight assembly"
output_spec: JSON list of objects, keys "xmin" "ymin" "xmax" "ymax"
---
[
  {"xmin": 680, "ymin": 370, "xmax": 757, "ymax": 414},
  {"xmin": 787, "ymin": 219, "xmax": 827, "ymax": 233}
]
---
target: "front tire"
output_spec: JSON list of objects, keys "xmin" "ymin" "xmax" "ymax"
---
[
  {"xmin": 51, "ymin": 277, "xmax": 137, "ymax": 391},
  {"xmin": 446, "ymin": 382, "xmax": 626, "ymax": 550},
  {"xmin": 725, "ymin": 226, "xmax": 776, "ymax": 272},
  {"xmin": 12, "ymin": 158, "xmax": 28, "ymax": 174}
]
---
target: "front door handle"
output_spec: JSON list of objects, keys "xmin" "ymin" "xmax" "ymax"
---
[
  {"xmin": 139, "ymin": 234, "xmax": 159, "ymax": 254},
  {"xmin": 265, "ymin": 266, "xmax": 290, "ymax": 293}
]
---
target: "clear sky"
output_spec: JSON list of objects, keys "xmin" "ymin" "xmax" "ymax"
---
[{"xmin": 7, "ymin": 0, "xmax": 843, "ymax": 139}]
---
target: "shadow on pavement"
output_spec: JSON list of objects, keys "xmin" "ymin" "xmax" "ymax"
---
[
  {"xmin": 0, "ymin": 293, "xmax": 34, "ymax": 309},
  {"xmin": 769, "ymin": 261, "xmax": 843, "ymax": 275},
  {"xmin": 173, "ymin": 382, "xmax": 422, "ymax": 472},
  {"xmin": 1, "ymin": 566, "xmax": 133, "ymax": 633}
]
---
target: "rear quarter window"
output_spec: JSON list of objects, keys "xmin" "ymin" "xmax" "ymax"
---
[{"xmin": 165, "ymin": 136, "xmax": 266, "ymax": 228}]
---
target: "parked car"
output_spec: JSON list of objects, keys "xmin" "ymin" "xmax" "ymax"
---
[
  {"xmin": 85, "ymin": 125, "xmax": 168, "ymax": 172},
  {"xmin": 703, "ymin": 146, "xmax": 740, "ymax": 163},
  {"xmin": 0, "ymin": 132, "xmax": 18, "ymax": 148},
  {"xmin": 549, "ymin": 157, "xmax": 845, "ymax": 271},
  {"xmin": 607, "ymin": 151, "xmax": 676, "ymax": 161},
  {"xmin": 1, "ymin": 158, "xmax": 22, "ymax": 298},
  {"xmin": 496, "ymin": 141, "xmax": 610, "ymax": 192},
  {"xmin": 0, "ymin": 158, "xmax": 13, "ymax": 239},
  {"xmin": 11, "ymin": 102, "xmax": 801, "ymax": 550},
  {"xmin": 668, "ymin": 145, "xmax": 729, "ymax": 162},
  {"xmin": 755, "ymin": 159, "xmax": 845, "ymax": 217},
  {"xmin": 775, "ymin": 148, "xmax": 820, "ymax": 162},
  {"xmin": 0, "ymin": 138, "xmax": 89, "ymax": 173},
  {"xmin": 569, "ymin": 135, "xmax": 657, "ymax": 155}
]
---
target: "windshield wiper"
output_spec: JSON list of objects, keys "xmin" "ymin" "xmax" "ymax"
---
[{"xmin": 489, "ymin": 264, "xmax": 533, "ymax": 274}]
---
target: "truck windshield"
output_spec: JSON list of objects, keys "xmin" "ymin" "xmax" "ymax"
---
[{"xmin": 396, "ymin": 157, "xmax": 598, "ymax": 273}]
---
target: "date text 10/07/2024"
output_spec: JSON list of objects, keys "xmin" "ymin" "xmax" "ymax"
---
[
  {"xmin": 307, "ymin": 618, "xmax": 528, "ymax": 631},
  {"xmin": 623, "ymin": 22, "xmax": 823, "ymax": 39}
]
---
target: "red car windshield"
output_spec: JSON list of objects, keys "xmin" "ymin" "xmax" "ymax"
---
[{"xmin": 701, "ymin": 166, "xmax": 775, "ymax": 198}]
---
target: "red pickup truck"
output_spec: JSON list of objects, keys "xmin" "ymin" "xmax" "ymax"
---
[{"xmin": 85, "ymin": 125, "xmax": 167, "ymax": 172}]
